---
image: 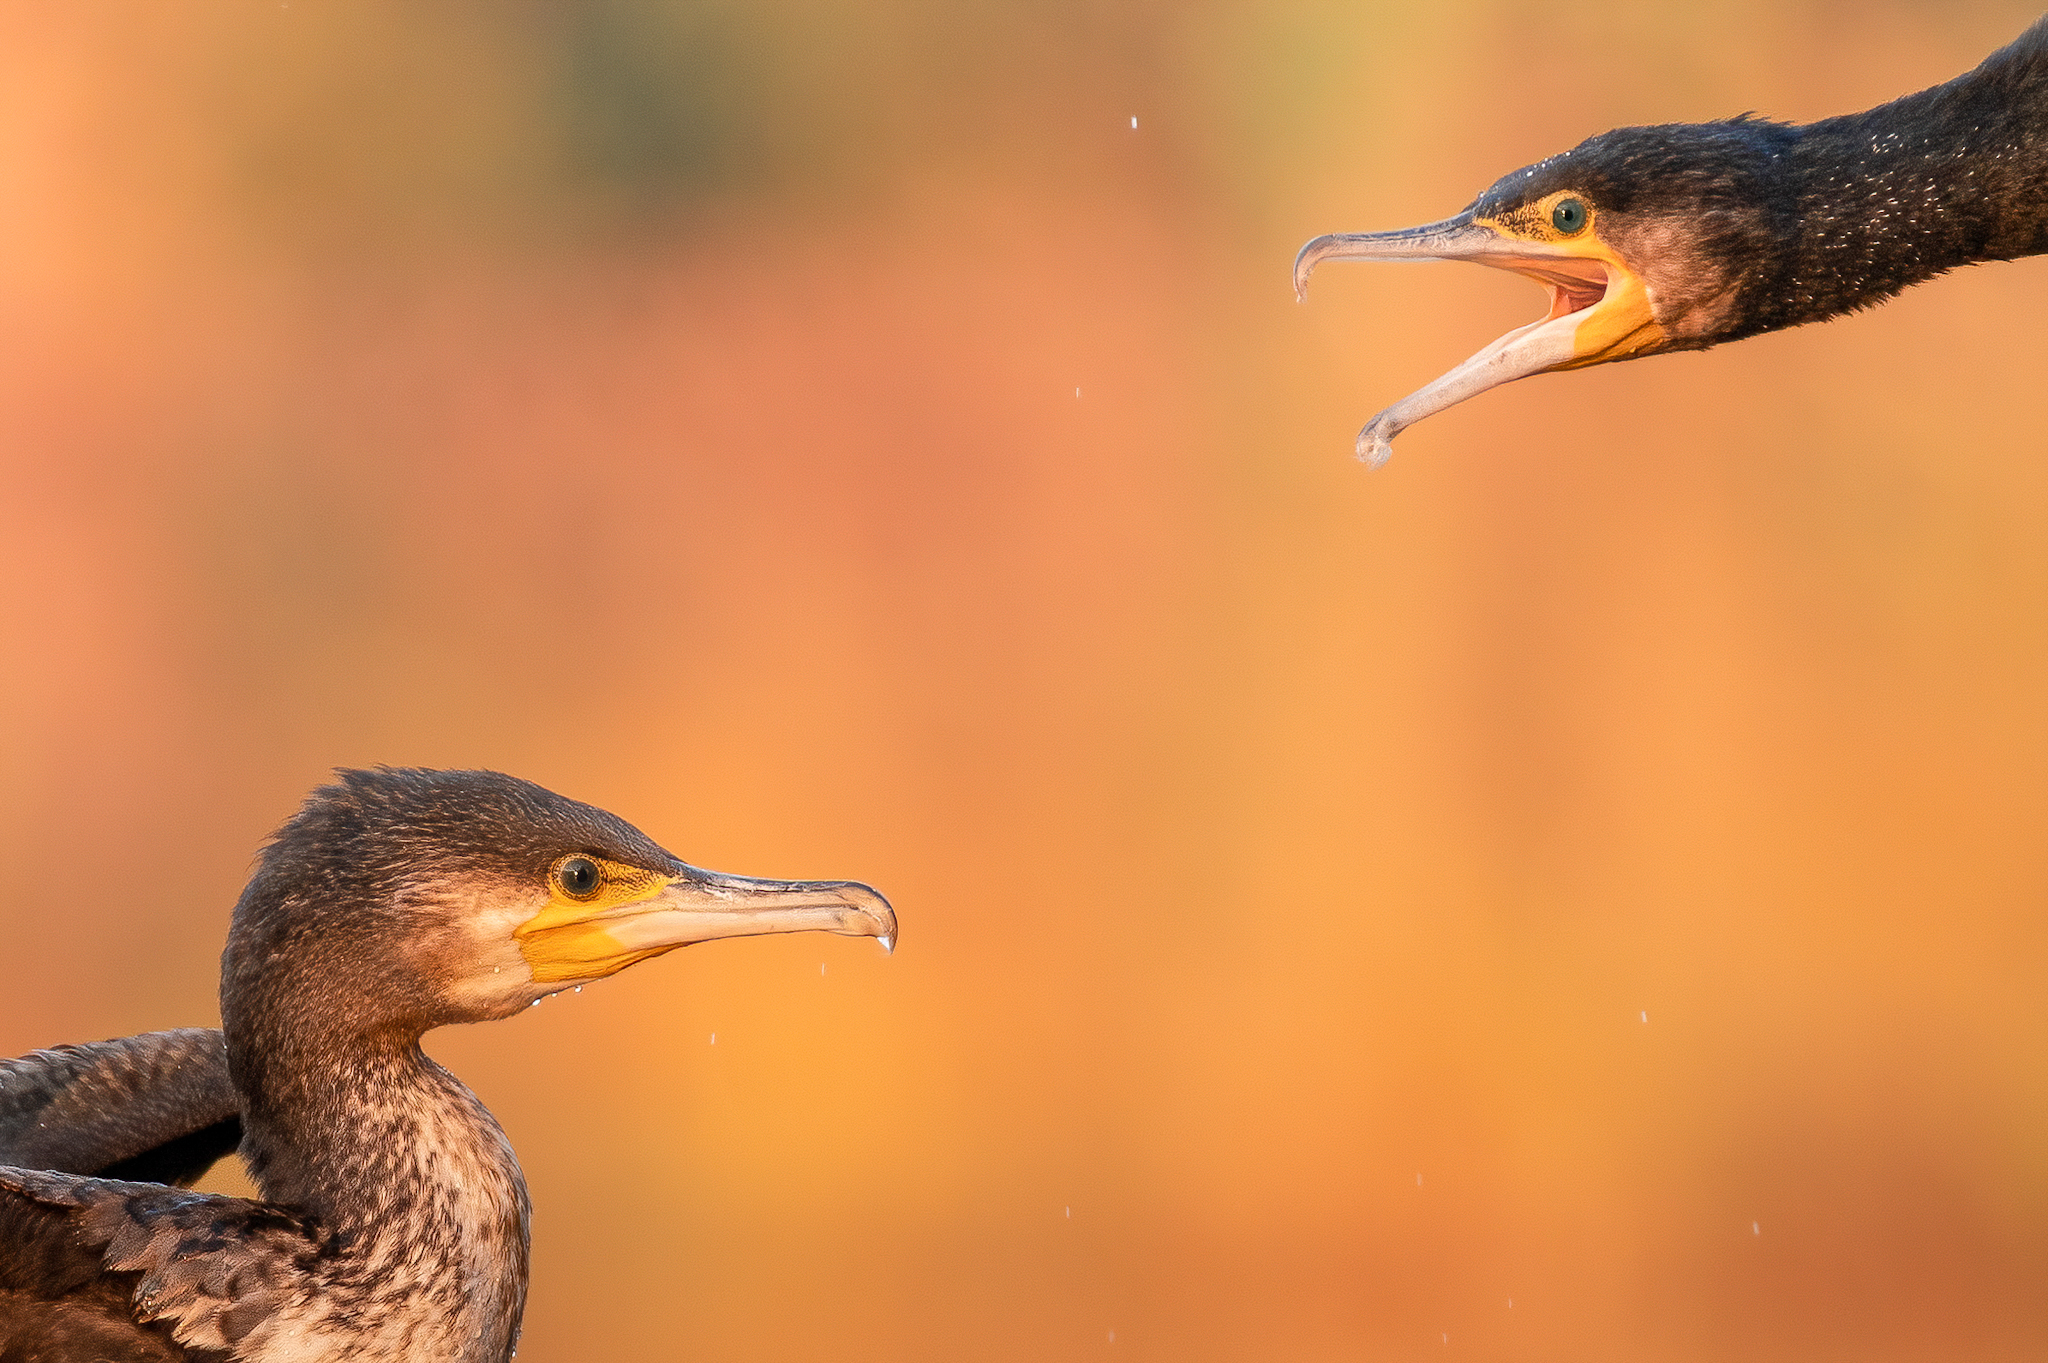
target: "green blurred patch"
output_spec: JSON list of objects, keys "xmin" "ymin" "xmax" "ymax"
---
[
  {"xmin": 545, "ymin": 1, "xmax": 775, "ymax": 210},
  {"xmin": 190, "ymin": 0, "xmax": 1189, "ymax": 250},
  {"xmin": 196, "ymin": 0, "xmax": 786, "ymax": 248}
]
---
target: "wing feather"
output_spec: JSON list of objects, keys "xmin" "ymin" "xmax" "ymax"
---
[
  {"xmin": 0, "ymin": 1165, "xmax": 325, "ymax": 1360},
  {"xmin": 0, "ymin": 1031, "xmax": 240, "ymax": 1187}
]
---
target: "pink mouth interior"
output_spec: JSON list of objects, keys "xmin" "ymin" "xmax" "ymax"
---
[
  {"xmin": 1461, "ymin": 253, "xmax": 1611, "ymax": 324},
  {"xmin": 1513, "ymin": 259, "xmax": 1611, "ymax": 323}
]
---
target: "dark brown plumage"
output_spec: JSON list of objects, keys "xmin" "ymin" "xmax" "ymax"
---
[
  {"xmin": 1297, "ymin": 15, "xmax": 2048, "ymax": 462},
  {"xmin": 0, "ymin": 768, "xmax": 895, "ymax": 1362},
  {"xmin": 0, "ymin": 1031, "xmax": 239, "ymax": 1188}
]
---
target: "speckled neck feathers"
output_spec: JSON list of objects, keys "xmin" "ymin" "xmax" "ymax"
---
[
  {"xmin": 229, "ymin": 1040, "xmax": 531, "ymax": 1363},
  {"xmin": 1755, "ymin": 15, "xmax": 2048, "ymax": 333}
]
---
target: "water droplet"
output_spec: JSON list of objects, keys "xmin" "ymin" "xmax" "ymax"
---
[
  {"xmin": 574, "ymin": 985, "xmax": 583, "ymax": 993},
  {"xmin": 820, "ymin": 963, "xmax": 827, "ymax": 976},
  {"xmin": 1065, "ymin": 1206, "xmax": 1071, "ymax": 1218},
  {"xmin": 878, "ymin": 935, "xmax": 894, "ymax": 955},
  {"xmin": 1753, "ymin": 1221, "xmax": 1760, "ymax": 1235},
  {"xmin": 709, "ymin": 1032, "xmax": 717, "ymax": 1045},
  {"xmin": 1129, "ymin": 115, "xmax": 1137, "ymax": 129},
  {"xmin": 1640, "ymin": 1010, "xmax": 1648, "ymax": 1024}
]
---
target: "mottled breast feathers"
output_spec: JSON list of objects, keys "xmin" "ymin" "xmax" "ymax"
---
[{"xmin": 0, "ymin": 1167, "xmax": 326, "ymax": 1362}]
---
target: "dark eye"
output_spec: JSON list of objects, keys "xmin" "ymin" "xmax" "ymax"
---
[
  {"xmin": 556, "ymin": 856, "xmax": 603, "ymax": 898},
  {"xmin": 1551, "ymin": 197, "xmax": 1588, "ymax": 234}
]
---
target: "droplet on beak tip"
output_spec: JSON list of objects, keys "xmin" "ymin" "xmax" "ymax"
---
[{"xmin": 877, "ymin": 934, "xmax": 894, "ymax": 955}]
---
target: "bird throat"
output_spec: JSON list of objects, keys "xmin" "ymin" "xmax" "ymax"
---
[{"xmin": 235, "ymin": 1038, "xmax": 533, "ymax": 1363}]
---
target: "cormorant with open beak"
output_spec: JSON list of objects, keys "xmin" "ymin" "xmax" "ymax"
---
[{"xmin": 1297, "ymin": 15, "xmax": 2048, "ymax": 464}]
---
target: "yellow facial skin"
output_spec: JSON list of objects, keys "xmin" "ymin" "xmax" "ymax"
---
[
  {"xmin": 1471, "ymin": 191, "xmax": 1666, "ymax": 367},
  {"xmin": 516, "ymin": 856, "xmax": 678, "ymax": 983},
  {"xmin": 513, "ymin": 854, "xmax": 898, "ymax": 986}
]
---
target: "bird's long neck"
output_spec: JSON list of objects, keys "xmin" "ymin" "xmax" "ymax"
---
[
  {"xmin": 230, "ymin": 1023, "xmax": 532, "ymax": 1363},
  {"xmin": 1758, "ymin": 19, "xmax": 2048, "ymax": 333}
]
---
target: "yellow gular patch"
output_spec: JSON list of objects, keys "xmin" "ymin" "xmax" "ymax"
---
[
  {"xmin": 1476, "ymin": 192, "xmax": 1668, "ymax": 365},
  {"xmin": 515, "ymin": 856, "xmax": 676, "ymax": 984},
  {"xmin": 1558, "ymin": 265, "xmax": 1665, "ymax": 369}
]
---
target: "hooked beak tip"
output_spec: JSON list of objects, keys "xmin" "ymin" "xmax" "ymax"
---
[
  {"xmin": 1292, "ymin": 235, "xmax": 1333, "ymax": 301},
  {"xmin": 1356, "ymin": 427, "xmax": 1395, "ymax": 468}
]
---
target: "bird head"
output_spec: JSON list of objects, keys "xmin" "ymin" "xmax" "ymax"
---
[
  {"xmin": 1297, "ymin": 116, "xmax": 1793, "ymax": 464},
  {"xmin": 221, "ymin": 768, "xmax": 896, "ymax": 1042}
]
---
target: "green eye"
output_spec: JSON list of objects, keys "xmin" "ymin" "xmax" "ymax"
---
[
  {"xmin": 1551, "ymin": 197, "xmax": 1588, "ymax": 234},
  {"xmin": 555, "ymin": 856, "xmax": 603, "ymax": 899}
]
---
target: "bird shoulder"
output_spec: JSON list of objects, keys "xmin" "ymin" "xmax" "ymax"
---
[{"xmin": 0, "ymin": 1165, "xmax": 327, "ymax": 1359}]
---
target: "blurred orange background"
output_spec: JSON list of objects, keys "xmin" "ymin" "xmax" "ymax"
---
[{"xmin": 3, "ymin": 2, "xmax": 2046, "ymax": 1358}]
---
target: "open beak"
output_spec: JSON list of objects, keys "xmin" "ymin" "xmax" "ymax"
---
[
  {"xmin": 1294, "ymin": 211, "xmax": 1659, "ymax": 465},
  {"xmin": 518, "ymin": 867, "xmax": 898, "ymax": 984}
]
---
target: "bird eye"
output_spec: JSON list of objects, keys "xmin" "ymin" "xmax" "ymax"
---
[
  {"xmin": 555, "ymin": 856, "xmax": 603, "ymax": 899},
  {"xmin": 1551, "ymin": 197, "xmax": 1588, "ymax": 234}
]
